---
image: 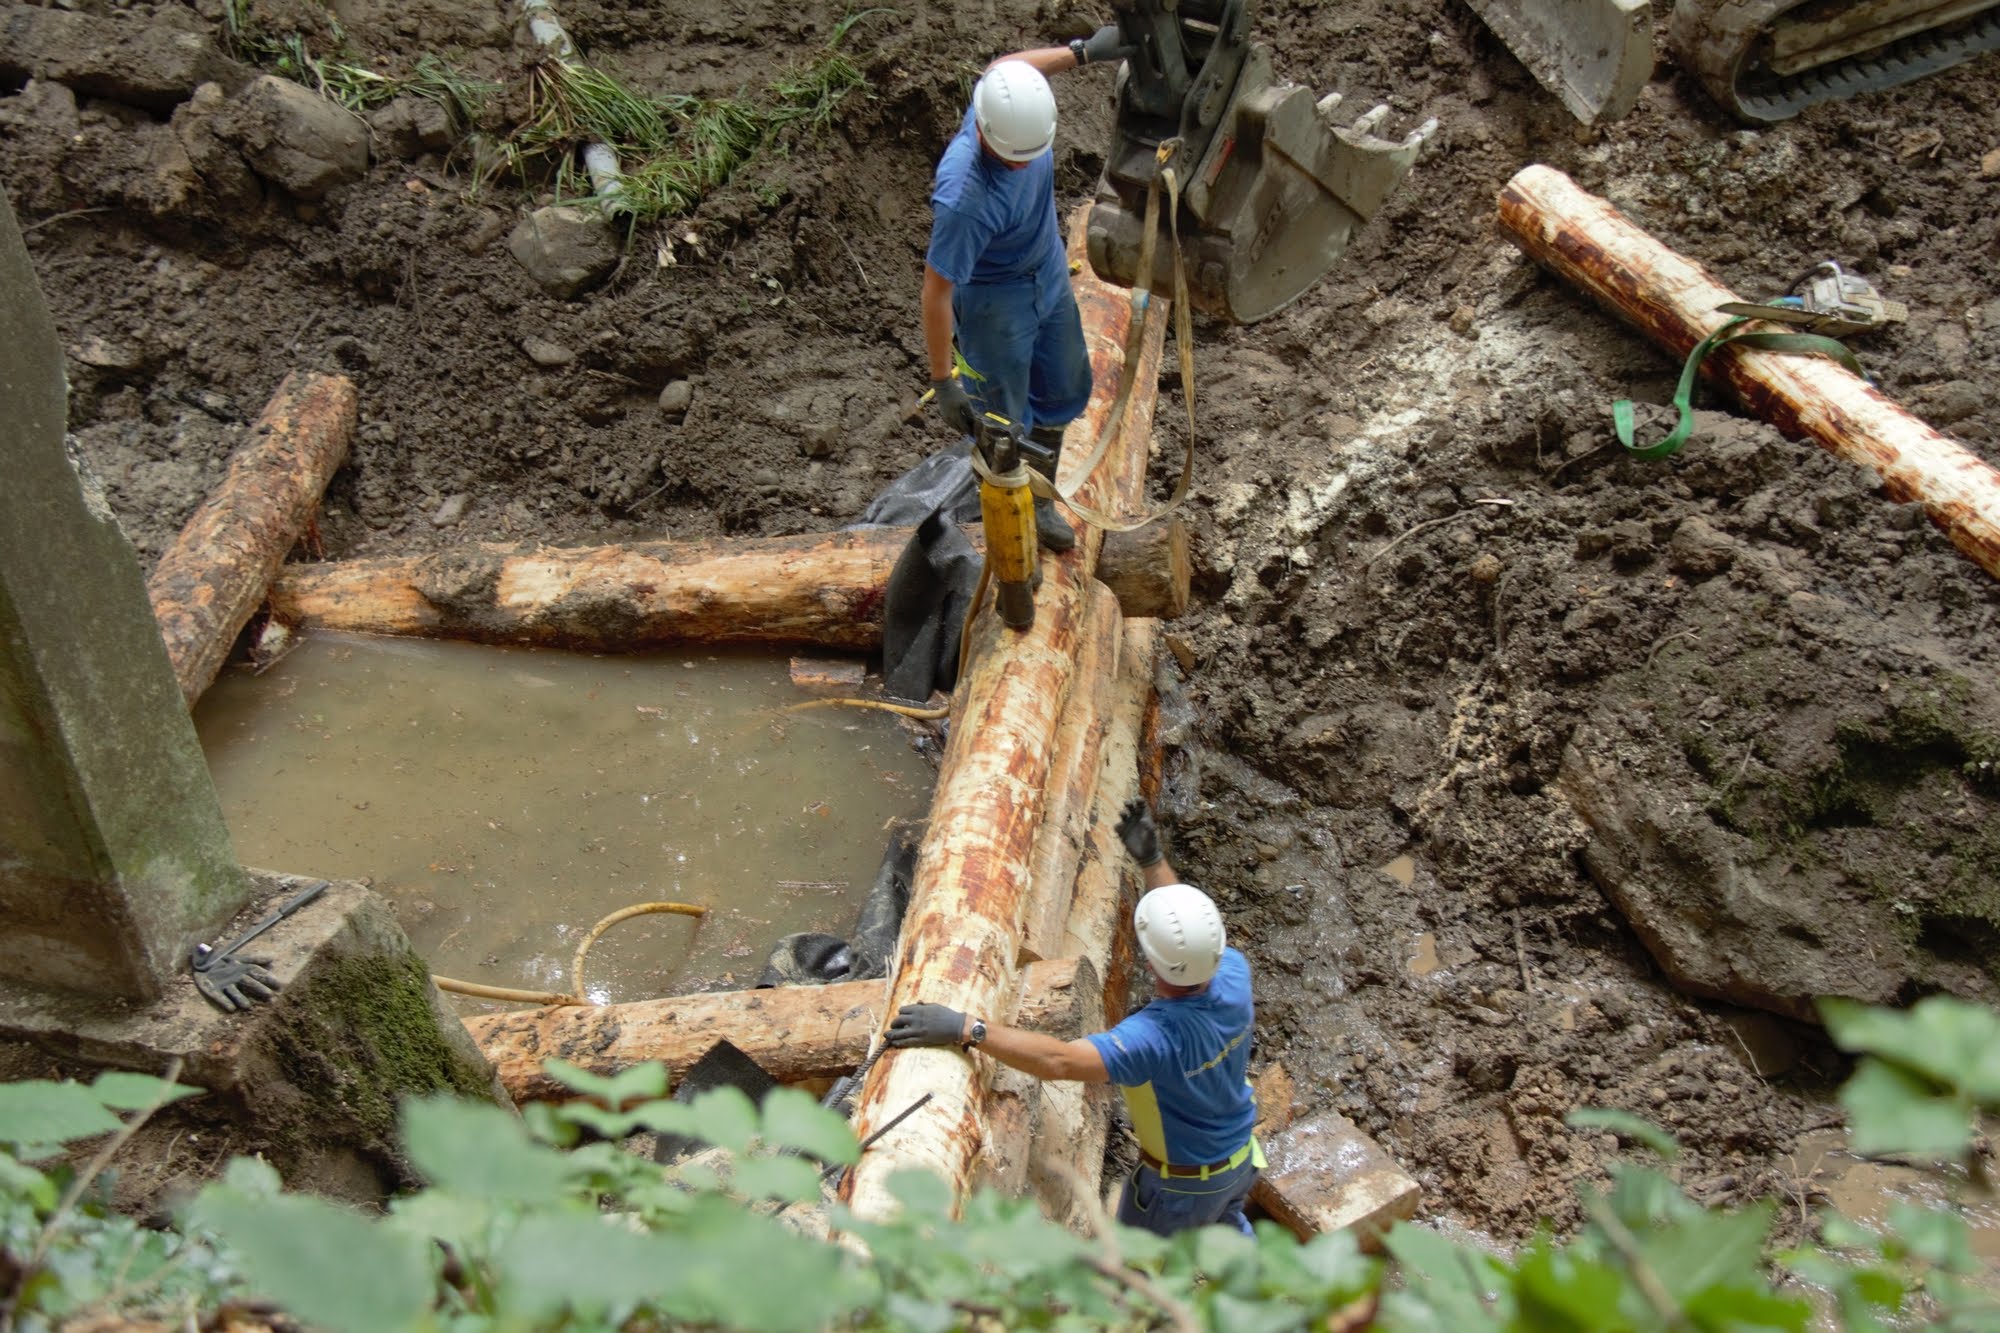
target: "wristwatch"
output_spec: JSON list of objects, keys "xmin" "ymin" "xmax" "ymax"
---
[
  {"xmin": 1069, "ymin": 37, "xmax": 1089, "ymax": 66},
  {"xmin": 964, "ymin": 1017, "xmax": 988, "ymax": 1049}
]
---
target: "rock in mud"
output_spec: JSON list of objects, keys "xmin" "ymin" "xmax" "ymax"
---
[
  {"xmin": 0, "ymin": 5, "xmax": 246, "ymax": 112},
  {"xmin": 520, "ymin": 336, "xmax": 575, "ymax": 367},
  {"xmin": 1665, "ymin": 515, "xmax": 1736, "ymax": 578},
  {"xmin": 507, "ymin": 205, "xmax": 619, "ymax": 300},
  {"xmin": 215, "ymin": 75, "xmax": 368, "ymax": 199},
  {"xmin": 658, "ymin": 378, "xmax": 694, "ymax": 416},
  {"xmin": 171, "ymin": 82, "xmax": 260, "ymax": 214},
  {"xmin": 432, "ymin": 493, "xmax": 470, "ymax": 527},
  {"xmin": 366, "ymin": 94, "xmax": 453, "ymax": 160}
]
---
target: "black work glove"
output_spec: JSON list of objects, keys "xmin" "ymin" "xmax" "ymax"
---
[
  {"xmin": 930, "ymin": 376, "xmax": 978, "ymax": 438},
  {"xmin": 886, "ymin": 1002, "xmax": 969, "ymax": 1049},
  {"xmin": 1116, "ymin": 797, "xmax": 1164, "ymax": 868},
  {"xmin": 1078, "ymin": 23, "xmax": 1134, "ymax": 64}
]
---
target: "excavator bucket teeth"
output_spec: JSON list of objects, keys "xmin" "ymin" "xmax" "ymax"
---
[
  {"xmin": 1461, "ymin": 0, "xmax": 1654, "ymax": 122},
  {"xmin": 1086, "ymin": 50, "xmax": 1435, "ymax": 324}
]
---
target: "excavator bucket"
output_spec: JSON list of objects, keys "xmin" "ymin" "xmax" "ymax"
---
[
  {"xmin": 1459, "ymin": 0, "xmax": 1653, "ymax": 122},
  {"xmin": 1085, "ymin": 2, "xmax": 1434, "ymax": 324}
]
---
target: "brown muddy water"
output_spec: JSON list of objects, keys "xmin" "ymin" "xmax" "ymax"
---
[{"xmin": 196, "ymin": 633, "xmax": 935, "ymax": 1007}]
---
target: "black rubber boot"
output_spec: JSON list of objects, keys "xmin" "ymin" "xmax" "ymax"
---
[{"xmin": 1027, "ymin": 425, "xmax": 1076, "ymax": 553}]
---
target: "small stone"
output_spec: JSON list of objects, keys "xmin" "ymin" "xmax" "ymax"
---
[
  {"xmin": 520, "ymin": 336, "xmax": 575, "ymax": 367},
  {"xmin": 507, "ymin": 205, "xmax": 619, "ymax": 300},
  {"xmin": 216, "ymin": 75, "xmax": 369, "ymax": 200},
  {"xmin": 658, "ymin": 379, "xmax": 694, "ymax": 416},
  {"xmin": 1666, "ymin": 515, "xmax": 1736, "ymax": 578},
  {"xmin": 1983, "ymin": 146, "xmax": 2000, "ymax": 178},
  {"xmin": 68, "ymin": 336, "xmax": 145, "ymax": 371},
  {"xmin": 1448, "ymin": 304, "xmax": 1477, "ymax": 337},
  {"xmin": 1468, "ymin": 552, "xmax": 1502, "ymax": 583},
  {"xmin": 431, "ymin": 493, "xmax": 470, "ymax": 527}
]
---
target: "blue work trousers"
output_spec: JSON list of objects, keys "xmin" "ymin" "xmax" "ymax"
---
[
  {"xmin": 1115, "ymin": 1158, "xmax": 1259, "ymax": 1239},
  {"xmin": 952, "ymin": 275, "xmax": 1093, "ymax": 436}
]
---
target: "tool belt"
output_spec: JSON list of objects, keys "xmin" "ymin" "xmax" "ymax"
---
[{"xmin": 1138, "ymin": 1139, "xmax": 1255, "ymax": 1181}]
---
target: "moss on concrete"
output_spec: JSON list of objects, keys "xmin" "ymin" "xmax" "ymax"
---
[{"xmin": 268, "ymin": 949, "xmax": 494, "ymax": 1145}]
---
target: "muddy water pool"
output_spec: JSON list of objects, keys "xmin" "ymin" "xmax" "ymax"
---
[{"xmin": 196, "ymin": 633, "xmax": 935, "ymax": 1006}]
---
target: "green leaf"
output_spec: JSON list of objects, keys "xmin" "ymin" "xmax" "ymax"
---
[
  {"xmin": 189, "ymin": 1185, "xmax": 433, "ymax": 1332},
  {"xmin": 1817, "ymin": 1210, "xmax": 1883, "ymax": 1253},
  {"xmin": 492, "ymin": 1210, "xmax": 674, "ymax": 1321},
  {"xmin": 1839, "ymin": 1058, "xmax": 1975, "ymax": 1158},
  {"xmin": 401, "ymin": 1096, "xmax": 576, "ymax": 1203},
  {"xmin": 886, "ymin": 1167, "xmax": 953, "ymax": 1219},
  {"xmin": 760, "ymin": 1087, "xmax": 859, "ymax": 1165},
  {"xmin": 0, "ymin": 1155, "xmax": 58, "ymax": 1212},
  {"xmin": 1887, "ymin": 1203, "xmax": 1975, "ymax": 1273},
  {"xmin": 1207, "ymin": 1289, "xmax": 1307, "ymax": 1333},
  {"xmin": 1820, "ymin": 996, "xmax": 2000, "ymax": 1103},
  {"xmin": 554, "ymin": 1102, "xmax": 641, "ymax": 1140},
  {"xmin": 0, "ymin": 1081, "xmax": 122, "ymax": 1146},
  {"xmin": 1678, "ymin": 1281, "xmax": 1812, "ymax": 1329},
  {"xmin": 537, "ymin": 1058, "xmax": 669, "ymax": 1109},
  {"xmin": 1381, "ymin": 1222, "xmax": 1512, "ymax": 1329},
  {"xmin": 730, "ymin": 1154, "xmax": 822, "ymax": 1203},
  {"xmin": 1512, "ymin": 1238, "xmax": 1627, "ymax": 1331},
  {"xmin": 88, "ymin": 1071, "xmax": 204, "ymax": 1112},
  {"xmin": 684, "ymin": 1085, "xmax": 758, "ymax": 1152},
  {"xmin": 1565, "ymin": 1107, "xmax": 1680, "ymax": 1160}
]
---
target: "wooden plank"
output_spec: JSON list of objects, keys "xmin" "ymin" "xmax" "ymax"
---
[{"xmin": 1251, "ymin": 1111, "xmax": 1421, "ymax": 1250}]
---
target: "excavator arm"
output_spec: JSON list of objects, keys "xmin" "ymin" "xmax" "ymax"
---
[{"xmin": 1084, "ymin": 0, "xmax": 1435, "ymax": 324}]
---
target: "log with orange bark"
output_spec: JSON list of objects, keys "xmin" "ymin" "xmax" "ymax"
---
[
  {"xmin": 147, "ymin": 371, "xmax": 355, "ymax": 707},
  {"xmin": 462, "ymin": 954, "xmax": 1100, "ymax": 1103},
  {"xmin": 1497, "ymin": 164, "xmax": 2000, "ymax": 583},
  {"xmin": 264, "ymin": 520, "xmax": 1188, "ymax": 651}
]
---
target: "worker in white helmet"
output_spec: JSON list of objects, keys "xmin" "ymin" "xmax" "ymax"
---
[
  {"xmin": 920, "ymin": 29, "xmax": 1131, "ymax": 552},
  {"xmin": 887, "ymin": 797, "xmax": 1261, "ymax": 1238}
]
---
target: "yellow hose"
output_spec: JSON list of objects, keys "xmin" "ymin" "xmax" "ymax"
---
[
  {"xmin": 572, "ymin": 901, "xmax": 707, "ymax": 999},
  {"xmin": 784, "ymin": 698, "xmax": 950, "ymax": 720},
  {"xmin": 432, "ymin": 975, "xmax": 587, "ymax": 1007}
]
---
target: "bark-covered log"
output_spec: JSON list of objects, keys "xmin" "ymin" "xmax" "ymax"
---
[
  {"xmin": 843, "ymin": 207, "xmax": 1164, "ymax": 1222},
  {"xmin": 1498, "ymin": 164, "xmax": 2000, "ymax": 583},
  {"xmin": 147, "ymin": 371, "xmax": 355, "ymax": 707},
  {"xmin": 267, "ymin": 522, "xmax": 1186, "ymax": 649},
  {"xmin": 464, "ymin": 955, "xmax": 1100, "ymax": 1103},
  {"xmin": 1097, "ymin": 516, "xmax": 1189, "ymax": 619},
  {"xmin": 267, "ymin": 528, "xmax": 904, "ymax": 650}
]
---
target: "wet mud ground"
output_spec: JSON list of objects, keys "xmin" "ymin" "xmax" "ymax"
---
[{"xmin": 5, "ymin": 0, "xmax": 1999, "ymax": 1245}]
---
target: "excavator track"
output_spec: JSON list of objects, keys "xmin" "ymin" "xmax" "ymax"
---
[{"xmin": 1669, "ymin": 0, "xmax": 2000, "ymax": 122}]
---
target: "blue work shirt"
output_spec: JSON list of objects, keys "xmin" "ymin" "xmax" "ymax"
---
[
  {"xmin": 926, "ymin": 104, "xmax": 1067, "ymax": 299},
  {"xmin": 1087, "ymin": 948, "xmax": 1258, "ymax": 1166}
]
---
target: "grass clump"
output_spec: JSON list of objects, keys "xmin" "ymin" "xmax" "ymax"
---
[
  {"xmin": 507, "ymin": 13, "xmax": 878, "ymax": 223},
  {"xmin": 222, "ymin": 0, "xmax": 498, "ymax": 126}
]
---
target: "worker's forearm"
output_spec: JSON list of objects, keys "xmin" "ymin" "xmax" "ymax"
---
[
  {"xmin": 971, "ymin": 1020, "xmax": 1107, "ymax": 1083},
  {"xmin": 1145, "ymin": 858, "xmax": 1178, "ymax": 889},
  {"xmin": 921, "ymin": 270, "xmax": 956, "ymax": 381},
  {"xmin": 987, "ymin": 46, "xmax": 1079, "ymax": 77}
]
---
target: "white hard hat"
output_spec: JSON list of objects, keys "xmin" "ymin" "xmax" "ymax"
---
[
  {"xmin": 1134, "ymin": 884, "xmax": 1225, "ymax": 987},
  {"xmin": 973, "ymin": 60, "xmax": 1057, "ymax": 163}
]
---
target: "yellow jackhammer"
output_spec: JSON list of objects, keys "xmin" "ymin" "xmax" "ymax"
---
[{"xmin": 973, "ymin": 412, "xmax": 1039, "ymax": 631}]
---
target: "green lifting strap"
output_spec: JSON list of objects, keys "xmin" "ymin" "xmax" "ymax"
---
[{"xmin": 1612, "ymin": 318, "xmax": 1866, "ymax": 461}]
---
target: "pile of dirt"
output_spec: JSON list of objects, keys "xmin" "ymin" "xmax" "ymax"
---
[{"xmin": 5, "ymin": 0, "xmax": 1997, "ymax": 1243}]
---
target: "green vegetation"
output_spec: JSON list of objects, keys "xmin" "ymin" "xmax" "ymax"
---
[
  {"xmin": 510, "ymin": 14, "xmax": 874, "ymax": 223},
  {"xmin": 222, "ymin": 0, "xmax": 498, "ymax": 124},
  {"xmin": 4, "ymin": 999, "xmax": 2000, "ymax": 1329},
  {"xmin": 222, "ymin": 0, "xmax": 878, "ymax": 225}
]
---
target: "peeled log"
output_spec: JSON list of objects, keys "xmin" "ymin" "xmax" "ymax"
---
[
  {"xmin": 465, "ymin": 955, "xmax": 1100, "ymax": 1103},
  {"xmin": 1019, "ymin": 580, "xmax": 1123, "ymax": 964},
  {"xmin": 1060, "ymin": 617, "xmax": 1159, "ymax": 1027},
  {"xmin": 266, "ymin": 522, "xmax": 1187, "ymax": 651},
  {"xmin": 843, "ymin": 206, "xmax": 1162, "ymax": 1222},
  {"xmin": 147, "ymin": 371, "xmax": 355, "ymax": 707},
  {"xmin": 1498, "ymin": 165, "xmax": 2000, "ymax": 583}
]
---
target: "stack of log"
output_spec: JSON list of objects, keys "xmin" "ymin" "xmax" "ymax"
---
[{"xmin": 146, "ymin": 207, "xmax": 1177, "ymax": 1232}]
